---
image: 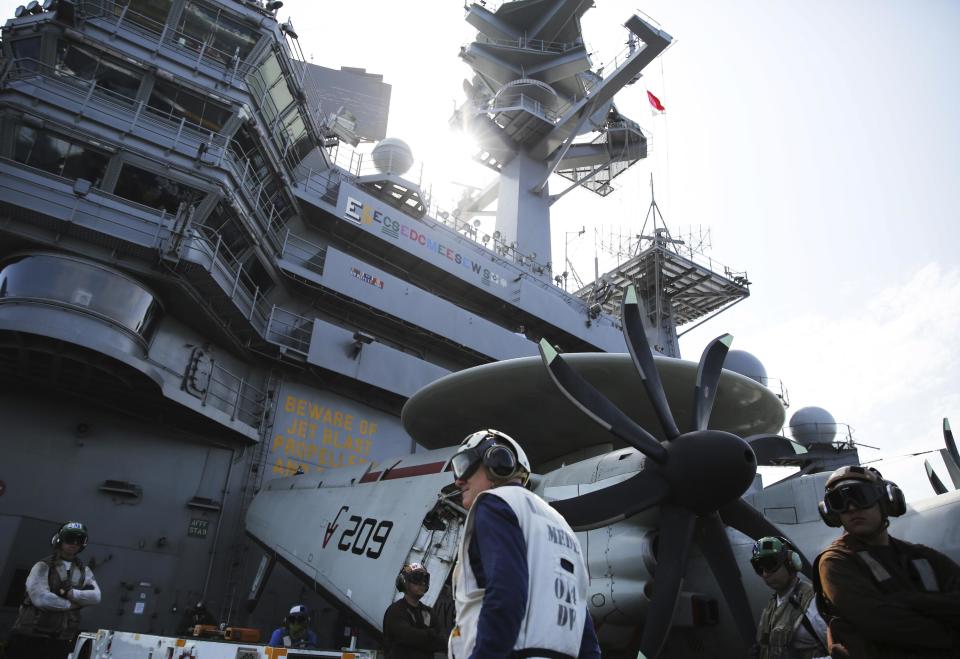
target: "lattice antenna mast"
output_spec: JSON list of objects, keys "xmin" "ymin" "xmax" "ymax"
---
[{"xmin": 636, "ymin": 174, "xmax": 683, "ymax": 256}]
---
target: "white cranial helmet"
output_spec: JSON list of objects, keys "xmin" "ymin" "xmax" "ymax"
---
[{"xmin": 451, "ymin": 429, "xmax": 531, "ymax": 484}]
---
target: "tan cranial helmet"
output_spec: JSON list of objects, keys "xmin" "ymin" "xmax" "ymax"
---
[{"xmin": 818, "ymin": 465, "xmax": 906, "ymax": 527}]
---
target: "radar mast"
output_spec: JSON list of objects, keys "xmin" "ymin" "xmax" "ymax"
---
[{"xmin": 452, "ymin": 0, "xmax": 672, "ymax": 279}]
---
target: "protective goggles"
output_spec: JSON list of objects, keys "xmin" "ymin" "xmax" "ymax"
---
[
  {"xmin": 750, "ymin": 556, "xmax": 784, "ymax": 575},
  {"xmin": 288, "ymin": 614, "xmax": 308, "ymax": 624},
  {"xmin": 823, "ymin": 481, "xmax": 881, "ymax": 514},
  {"xmin": 60, "ymin": 532, "xmax": 87, "ymax": 545},
  {"xmin": 405, "ymin": 571, "xmax": 430, "ymax": 586},
  {"xmin": 451, "ymin": 445, "xmax": 486, "ymax": 481}
]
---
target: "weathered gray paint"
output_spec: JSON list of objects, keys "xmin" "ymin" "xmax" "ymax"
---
[
  {"xmin": 307, "ymin": 317, "xmax": 449, "ymax": 398},
  {"xmin": 298, "ymin": 246, "xmax": 537, "ymax": 361}
]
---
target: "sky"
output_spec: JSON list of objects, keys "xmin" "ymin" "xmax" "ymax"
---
[
  {"xmin": 277, "ymin": 0, "xmax": 960, "ymax": 496},
  {"xmin": 5, "ymin": 0, "xmax": 956, "ymax": 497}
]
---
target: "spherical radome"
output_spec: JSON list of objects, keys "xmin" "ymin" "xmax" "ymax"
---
[
  {"xmin": 371, "ymin": 137, "xmax": 414, "ymax": 175},
  {"xmin": 724, "ymin": 350, "xmax": 767, "ymax": 385},
  {"xmin": 789, "ymin": 406, "xmax": 837, "ymax": 446}
]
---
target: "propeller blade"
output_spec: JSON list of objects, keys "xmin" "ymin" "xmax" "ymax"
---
[
  {"xmin": 691, "ymin": 334, "xmax": 733, "ymax": 431},
  {"xmin": 550, "ymin": 469, "xmax": 669, "ymax": 531},
  {"xmin": 945, "ymin": 418, "xmax": 960, "ymax": 469},
  {"xmin": 539, "ymin": 340, "xmax": 668, "ymax": 464},
  {"xmin": 744, "ymin": 433, "xmax": 808, "ymax": 465},
  {"xmin": 717, "ymin": 498, "xmax": 813, "ymax": 576},
  {"xmin": 940, "ymin": 418, "xmax": 960, "ymax": 489},
  {"xmin": 621, "ymin": 286, "xmax": 680, "ymax": 440},
  {"xmin": 925, "ymin": 459, "xmax": 948, "ymax": 495},
  {"xmin": 697, "ymin": 513, "xmax": 757, "ymax": 647},
  {"xmin": 640, "ymin": 505, "xmax": 696, "ymax": 659}
]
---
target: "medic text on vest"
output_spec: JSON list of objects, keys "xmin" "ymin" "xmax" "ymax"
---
[{"xmin": 547, "ymin": 525, "xmax": 580, "ymax": 554}]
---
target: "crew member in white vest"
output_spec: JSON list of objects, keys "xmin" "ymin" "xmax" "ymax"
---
[{"xmin": 448, "ymin": 429, "xmax": 600, "ymax": 659}]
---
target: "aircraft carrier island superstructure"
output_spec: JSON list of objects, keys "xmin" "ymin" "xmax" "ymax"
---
[{"xmin": 0, "ymin": 0, "xmax": 753, "ymax": 645}]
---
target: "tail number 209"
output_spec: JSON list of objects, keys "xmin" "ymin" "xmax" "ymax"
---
[{"xmin": 336, "ymin": 513, "xmax": 393, "ymax": 559}]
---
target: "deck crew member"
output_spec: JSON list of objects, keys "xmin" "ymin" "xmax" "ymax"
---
[
  {"xmin": 7, "ymin": 521, "xmax": 101, "ymax": 659},
  {"xmin": 268, "ymin": 604, "xmax": 319, "ymax": 649},
  {"xmin": 814, "ymin": 465, "xmax": 960, "ymax": 658},
  {"xmin": 179, "ymin": 601, "xmax": 216, "ymax": 635},
  {"xmin": 382, "ymin": 562, "xmax": 446, "ymax": 659},
  {"xmin": 448, "ymin": 429, "xmax": 601, "ymax": 659},
  {"xmin": 749, "ymin": 536, "xmax": 828, "ymax": 659}
]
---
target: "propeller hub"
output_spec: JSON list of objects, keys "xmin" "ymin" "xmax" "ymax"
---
[{"xmin": 663, "ymin": 430, "xmax": 757, "ymax": 515}]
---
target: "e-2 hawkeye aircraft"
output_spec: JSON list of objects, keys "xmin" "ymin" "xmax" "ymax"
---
[{"xmin": 245, "ymin": 286, "xmax": 960, "ymax": 659}]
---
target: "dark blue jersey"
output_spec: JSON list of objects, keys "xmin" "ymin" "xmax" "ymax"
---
[{"xmin": 467, "ymin": 486, "xmax": 601, "ymax": 659}]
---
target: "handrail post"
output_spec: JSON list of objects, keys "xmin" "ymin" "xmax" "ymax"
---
[
  {"xmin": 172, "ymin": 117, "xmax": 186, "ymax": 151},
  {"xmin": 249, "ymin": 287, "xmax": 259, "ymax": 321},
  {"xmin": 231, "ymin": 265, "xmax": 241, "ymax": 298},
  {"xmin": 114, "ymin": 1, "xmax": 129, "ymax": 32},
  {"xmin": 232, "ymin": 377, "xmax": 243, "ymax": 420},
  {"xmin": 80, "ymin": 79, "xmax": 97, "ymax": 116}
]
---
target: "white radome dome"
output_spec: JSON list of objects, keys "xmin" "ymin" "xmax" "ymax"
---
[
  {"xmin": 789, "ymin": 406, "xmax": 837, "ymax": 446},
  {"xmin": 371, "ymin": 137, "xmax": 414, "ymax": 176},
  {"xmin": 723, "ymin": 350, "xmax": 767, "ymax": 385}
]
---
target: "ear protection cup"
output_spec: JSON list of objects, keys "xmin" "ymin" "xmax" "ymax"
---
[
  {"xmin": 395, "ymin": 571, "xmax": 407, "ymax": 593},
  {"xmin": 483, "ymin": 443, "xmax": 519, "ymax": 480},
  {"xmin": 818, "ymin": 500, "xmax": 842, "ymax": 527},
  {"xmin": 820, "ymin": 473, "xmax": 907, "ymax": 526},
  {"xmin": 51, "ymin": 522, "xmax": 89, "ymax": 550},
  {"xmin": 775, "ymin": 537, "xmax": 803, "ymax": 572},
  {"xmin": 883, "ymin": 482, "xmax": 906, "ymax": 517}
]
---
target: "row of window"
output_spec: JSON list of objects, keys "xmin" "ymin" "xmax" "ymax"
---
[
  {"xmin": 15, "ymin": 33, "xmax": 312, "ymax": 169},
  {"xmin": 8, "ymin": 125, "xmax": 275, "ymax": 298},
  {"xmin": 11, "ymin": 17, "xmax": 314, "ymax": 169},
  {"xmin": 13, "ymin": 124, "xmax": 208, "ymax": 220},
  {"xmin": 0, "ymin": 253, "xmax": 162, "ymax": 339},
  {"xmin": 105, "ymin": 0, "xmax": 258, "ymax": 69},
  {"xmin": 53, "ymin": 40, "xmax": 233, "ymax": 133}
]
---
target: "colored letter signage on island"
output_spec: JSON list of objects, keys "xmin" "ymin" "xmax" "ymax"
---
[{"xmin": 268, "ymin": 381, "xmax": 413, "ymax": 476}]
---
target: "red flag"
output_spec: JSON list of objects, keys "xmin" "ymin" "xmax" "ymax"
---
[{"xmin": 647, "ymin": 90, "xmax": 665, "ymax": 112}]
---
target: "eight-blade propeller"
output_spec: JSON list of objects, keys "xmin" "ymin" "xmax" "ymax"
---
[
  {"xmin": 539, "ymin": 285, "xmax": 802, "ymax": 658},
  {"xmin": 924, "ymin": 417, "xmax": 960, "ymax": 494}
]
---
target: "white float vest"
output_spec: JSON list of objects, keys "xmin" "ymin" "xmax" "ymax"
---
[{"xmin": 449, "ymin": 486, "xmax": 589, "ymax": 659}]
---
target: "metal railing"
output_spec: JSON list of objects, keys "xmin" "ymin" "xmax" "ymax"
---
[
  {"xmin": 179, "ymin": 225, "xmax": 273, "ymax": 333},
  {"xmin": 785, "ymin": 422, "xmax": 856, "ymax": 447},
  {"xmin": 2, "ymin": 59, "xmax": 231, "ymax": 160},
  {"xmin": 76, "ymin": 0, "xmax": 258, "ymax": 80},
  {"xmin": 0, "ymin": 156, "xmax": 175, "ymax": 247},
  {"xmin": 264, "ymin": 306, "xmax": 313, "ymax": 356},
  {"xmin": 2, "ymin": 57, "xmax": 295, "ymax": 252},
  {"xmin": 279, "ymin": 230, "xmax": 327, "ymax": 276},
  {"xmin": 488, "ymin": 91, "xmax": 564, "ymax": 124},
  {"xmin": 475, "ymin": 33, "xmax": 582, "ymax": 55},
  {"xmin": 295, "ymin": 166, "xmax": 342, "ymax": 202},
  {"xmin": 199, "ymin": 360, "xmax": 265, "ymax": 427}
]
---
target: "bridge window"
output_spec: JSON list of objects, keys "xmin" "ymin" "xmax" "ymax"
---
[
  {"xmin": 200, "ymin": 201, "xmax": 251, "ymax": 257},
  {"xmin": 175, "ymin": 2, "xmax": 258, "ymax": 68},
  {"xmin": 148, "ymin": 78, "xmax": 232, "ymax": 132},
  {"xmin": 112, "ymin": 0, "xmax": 174, "ymax": 35},
  {"xmin": 113, "ymin": 163, "xmax": 203, "ymax": 215},
  {"xmin": 247, "ymin": 52, "xmax": 291, "ymax": 125},
  {"xmin": 56, "ymin": 42, "xmax": 143, "ymax": 102},
  {"xmin": 0, "ymin": 253, "xmax": 162, "ymax": 339},
  {"xmin": 10, "ymin": 37, "xmax": 41, "ymax": 73},
  {"xmin": 13, "ymin": 126, "xmax": 110, "ymax": 185}
]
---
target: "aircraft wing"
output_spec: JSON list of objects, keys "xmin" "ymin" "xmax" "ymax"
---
[{"xmin": 246, "ymin": 450, "xmax": 462, "ymax": 631}]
